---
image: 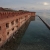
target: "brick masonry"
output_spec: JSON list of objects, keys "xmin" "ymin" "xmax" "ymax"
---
[{"xmin": 0, "ymin": 7, "xmax": 36, "ymax": 47}]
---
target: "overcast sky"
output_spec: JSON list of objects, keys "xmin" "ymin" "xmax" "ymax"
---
[{"xmin": 0, "ymin": 0, "xmax": 50, "ymax": 11}]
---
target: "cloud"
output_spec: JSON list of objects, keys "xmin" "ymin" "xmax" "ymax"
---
[
  {"xmin": 43, "ymin": 2, "xmax": 49, "ymax": 6},
  {"xmin": 0, "ymin": 0, "xmax": 50, "ymax": 11}
]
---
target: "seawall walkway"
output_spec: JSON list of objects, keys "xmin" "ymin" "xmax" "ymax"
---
[{"xmin": 36, "ymin": 15, "xmax": 50, "ymax": 30}]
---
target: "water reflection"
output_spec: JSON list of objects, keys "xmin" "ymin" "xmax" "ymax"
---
[
  {"xmin": 17, "ymin": 16, "xmax": 50, "ymax": 50},
  {"xmin": 0, "ymin": 17, "xmax": 35, "ymax": 50}
]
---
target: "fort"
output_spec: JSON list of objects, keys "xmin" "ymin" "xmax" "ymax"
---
[{"xmin": 0, "ymin": 7, "xmax": 36, "ymax": 47}]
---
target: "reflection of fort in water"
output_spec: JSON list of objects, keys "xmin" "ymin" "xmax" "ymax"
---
[{"xmin": 0, "ymin": 17, "xmax": 35, "ymax": 50}]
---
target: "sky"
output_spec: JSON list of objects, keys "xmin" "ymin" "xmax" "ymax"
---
[{"xmin": 0, "ymin": 0, "xmax": 50, "ymax": 11}]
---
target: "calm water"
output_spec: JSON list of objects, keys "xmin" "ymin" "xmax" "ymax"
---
[
  {"xmin": 17, "ymin": 16, "xmax": 50, "ymax": 50},
  {"xmin": 36, "ymin": 12, "xmax": 50, "ymax": 25},
  {"xmin": 0, "ymin": 16, "xmax": 50, "ymax": 50}
]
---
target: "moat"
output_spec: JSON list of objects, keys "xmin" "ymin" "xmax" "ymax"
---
[{"xmin": 0, "ymin": 16, "xmax": 50, "ymax": 50}]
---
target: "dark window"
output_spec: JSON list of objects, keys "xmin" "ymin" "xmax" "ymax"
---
[
  {"xmin": 12, "ymin": 28, "xmax": 14, "ymax": 31},
  {"xmin": 11, "ymin": 21, "xmax": 14, "ymax": 25},
  {"xmin": 0, "ymin": 26, "xmax": 1, "ymax": 30},
  {"xmin": 16, "ymin": 19, "xmax": 18, "ymax": 23},
  {"xmin": 16, "ymin": 26, "xmax": 18, "ymax": 28},
  {"xmin": 0, "ymin": 38, "xmax": 1, "ymax": 41},
  {"xmin": 6, "ymin": 23, "xmax": 9, "ymax": 28},
  {"xmin": 7, "ymin": 32, "xmax": 9, "ymax": 35},
  {"xmin": 7, "ymin": 16, "xmax": 8, "ymax": 18}
]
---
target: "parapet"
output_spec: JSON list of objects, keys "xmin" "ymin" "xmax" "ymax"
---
[{"xmin": 0, "ymin": 7, "xmax": 36, "ymax": 20}]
